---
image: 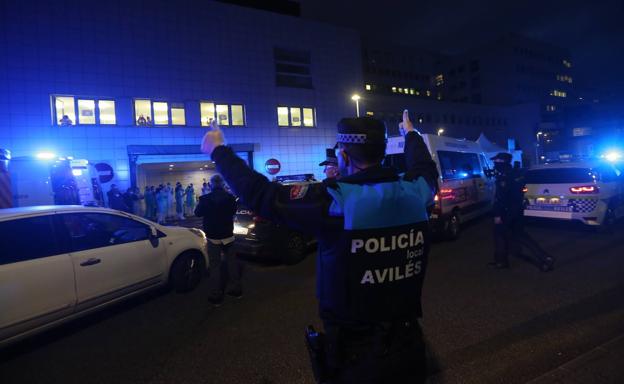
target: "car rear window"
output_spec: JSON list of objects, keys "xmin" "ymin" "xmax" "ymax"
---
[
  {"xmin": 525, "ymin": 168, "xmax": 595, "ymax": 184},
  {"xmin": 0, "ymin": 215, "xmax": 60, "ymax": 265}
]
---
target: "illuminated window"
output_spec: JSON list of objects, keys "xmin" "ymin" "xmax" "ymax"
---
[
  {"xmin": 435, "ymin": 74, "xmax": 444, "ymax": 86},
  {"xmin": 563, "ymin": 59, "xmax": 572, "ymax": 68},
  {"xmin": 290, "ymin": 107, "xmax": 301, "ymax": 126},
  {"xmin": 277, "ymin": 107, "xmax": 289, "ymax": 126},
  {"xmin": 231, "ymin": 105, "xmax": 245, "ymax": 126},
  {"xmin": 551, "ymin": 90, "xmax": 567, "ymax": 98},
  {"xmin": 216, "ymin": 104, "xmax": 229, "ymax": 126},
  {"xmin": 415, "ymin": 90, "xmax": 420, "ymax": 96},
  {"xmin": 200, "ymin": 102, "xmax": 215, "ymax": 126},
  {"xmin": 398, "ymin": 88, "xmax": 403, "ymax": 93},
  {"xmin": 134, "ymin": 99, "xmax": 152, "ymax": 126},
  {"xmin": 77, "ymin": 99, "xmax": 96, "ymax": 125},
  {"xmin": 366, "ymin": 111, "xmax": 374, "ymax": 116},
  {"xmin": 426, "ymin": 90, "xmax": 431, "ymax": 97},
  {"xmin": 55, "ymin": 96, "xmax": 76, "ymax": 126},
  {"xmin": 153, "ymin": 102, "xmax": 169, "ymax": 125},
  {"xmin": 365, "ymin": 84, "xmax": 372, "ymax": 91},
  {"xmin": 303, "ymin": 108, "xmax": 315, "ymax": 127},
  {"xmin": 171, "ymin": 104, "xmax": 186, "ymax": 125},
  {"xmin": 278, "ymin": 106, "xmax": 315, "ymax": 127},
  {"xmin": 392, "ymin": 87, "xmax": 397, "ymax": 93},
  {"xmin": 98, "ymin": 100, "xmax": 116, "ymax": 124},
  {"xmin": 410, "ymin": 89, "xmax": 415, "ymax": 95}
]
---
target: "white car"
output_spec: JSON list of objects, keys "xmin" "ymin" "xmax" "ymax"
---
[
  {"xmin": 0, "ymin": 205, "xmax": 208, "ymax": 346},
  {"xmin": 523, "ymin": 161, "xmax": 624, "ymax": 226}
]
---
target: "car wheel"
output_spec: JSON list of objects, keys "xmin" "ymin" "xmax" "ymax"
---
[
  {"xmin": 170, "ymin": 251, "xmax": 203, "ymax": 293},
  {"xmin": 281, "ymin": 233, "xmax": 307, "ymax": 265},
  {"xmin": 445, "ymin": 212, "xmax": 461, "ymax": 241},
  {"xmin": 598, "ymin": 205, "xmax": 617, "ymax": 234}
]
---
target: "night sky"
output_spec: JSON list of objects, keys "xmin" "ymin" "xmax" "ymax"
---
[{"xmin": 301, "ymin": 0, "xmax": 624, "ymax": 101}]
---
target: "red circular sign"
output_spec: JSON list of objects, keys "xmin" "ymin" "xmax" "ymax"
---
[
  {"xmin": 94, "ymin": 162, "xmax": 115, "ymax": 183},
  {"xmin": 265, "ymin": 158, "xmax": 281, "ymax": 175}
]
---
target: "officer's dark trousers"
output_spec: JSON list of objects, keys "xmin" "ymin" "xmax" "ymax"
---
[
  {"xmin": 324, "ymin": 321, "xmax": 427, "ymax": 384},
  {"xmin": 207, "ymin": 241, "xmax": 241, "ymax": 300},
  {"xmin": 494, "ymin": 217, "xmax": 550, "ymax": 267}
]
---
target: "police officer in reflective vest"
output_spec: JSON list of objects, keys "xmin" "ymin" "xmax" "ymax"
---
[{"xmin": 201, "ymin": 110, "xmax": 438, "ymax": 383}]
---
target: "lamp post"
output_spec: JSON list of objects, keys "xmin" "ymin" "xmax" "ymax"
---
[
  {"xmin": 437, "ymin": 128, "xmax": 445, "ymax": 136},
  {"xmin": 535, "ymin": 131, "xmax": 543, "ymax": 164},
  {"xmin": 351, "ymin": 94, "xmax": 361, "ymax": 117}
]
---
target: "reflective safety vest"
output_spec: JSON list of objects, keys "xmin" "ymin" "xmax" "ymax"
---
[{"xmin": 319, "ymin": 177, "xmax": 431, "ymax": 323}]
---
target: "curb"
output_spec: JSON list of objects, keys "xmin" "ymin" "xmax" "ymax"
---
[{"xmin": 525, "ymin": 333, "xmax": 624, "ymax": 383}]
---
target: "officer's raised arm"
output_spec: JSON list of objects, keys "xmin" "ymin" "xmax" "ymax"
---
[
  {"xmin": 400, "ymin": 109, "xmax": 439, "ymax": 194},
  {"xmin": 200, "ymin": 121, "xmax": 327, "ymax": 235}
]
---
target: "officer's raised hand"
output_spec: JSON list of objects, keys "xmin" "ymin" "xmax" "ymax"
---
[
  {"xmin": 399, "ymin": 109, "xmax": 418, "ymax": 136},
  {"xmin": 201, "ymin": 119, "xmax": 226, "ymax": 156}
]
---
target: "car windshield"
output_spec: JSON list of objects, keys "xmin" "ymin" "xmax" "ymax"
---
[{"xmin": 525, "ymin": 168, "xmax": 595, "ymax": 184}]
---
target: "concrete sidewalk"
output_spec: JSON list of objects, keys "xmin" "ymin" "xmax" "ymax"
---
[{"xmin": 527, "ymin": 334, "xmax": 624, "ymax": 384}]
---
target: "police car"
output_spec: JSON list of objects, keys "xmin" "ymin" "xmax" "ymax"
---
[
  {"xmin": 523, "ymin": 161, "xmax": 624, "ymax": 226},
  {"xmin": 232, "ymin": 174, "xmax": 317, "ymax": 264}
]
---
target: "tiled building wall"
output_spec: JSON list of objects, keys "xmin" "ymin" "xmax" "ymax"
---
[{"xmin": 0, "ymin": 0, "xmax": 362, "ymax": 189}]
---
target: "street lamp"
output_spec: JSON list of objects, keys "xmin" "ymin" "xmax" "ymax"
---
[
  {"xmin": 351, "ymin": 94, "xmax": 361, "ymax": 117},
  {"xmin": 535, "ymin": 131, "xmax": 543, "ymax": 164},
  {"xmin": 437, "ymin": 128, "xmax": 445, "ymax": 136}
]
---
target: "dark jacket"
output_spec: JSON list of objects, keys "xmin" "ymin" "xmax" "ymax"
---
[
  {"xmin": 493, "ymin": 165, "xmax": 525, "ymax": 222},
  {"xmin": 107, "ymin": 189, "xmax": 128, "ymax": 211},
  {"xmin": 194, "ymin": 188, "xmax": 237, "ymax": 239},
  {"xmin": 211, "ymin": 131, "xmax": 438, "ymax": 323}
]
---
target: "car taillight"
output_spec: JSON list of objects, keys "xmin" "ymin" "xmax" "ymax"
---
[
  {"xmin": 440, "ymin": 188, "xmax": 454, "ymax": 200},
  {"xmin": 569, "ymin": 185, "xmax": 599, "ymax": 194}
]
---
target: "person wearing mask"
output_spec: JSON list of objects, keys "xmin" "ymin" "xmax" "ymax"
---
[
  {"xmin": 201, "ymin": 110, "xmax": 438, "ymax": 383},
  {"xmin": 122, "ymin": 187, "xmax": 137, "ymax": 214},
  {"xmin": 132, "ymin": 187, "xmax": 144, "ymax": 216},
  {"xmin": 107, "ymin": 184, "xmax": 128, "ymax": 211},
  {"xmin": 490, "ymin": 152, "xmax": 554, "ymax": 272},
  {"xmin": 144, "ymin": 186, "xmax": 154, "ymax": 220},
  {"xmin": 185, "ymin": 183, "xmax": 196, "ymax": 216},
  {"xmin": 195, "ymin": 175, "xmax": 240, "ymax": 306},
  {"xmin": 201, "ymin": 182, "xmax": 210, "ymax": 196},
  {"xmin": 156, "ymin": 185, "xmax": 168, "ymax": 224},
  {"xmin": 175, "ymin": 182, "xmax": 185, "ymax": 220},
  {"xmin": 165, "ymin": 182, "xmax": 175, "ymax": 217}
]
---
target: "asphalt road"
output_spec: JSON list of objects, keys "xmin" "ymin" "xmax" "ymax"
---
[{"xmin": 1, "ymin": 217, "xmax": 624, "ymax": 384}]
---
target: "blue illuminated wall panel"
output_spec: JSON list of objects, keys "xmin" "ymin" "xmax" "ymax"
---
[{"xmin": 0, "ymin": 0, "xmax": 362, "ymax": 189}]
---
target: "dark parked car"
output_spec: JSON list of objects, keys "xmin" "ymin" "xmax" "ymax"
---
[
  {"xmin": 232, "ymin": 176, "xmax": 318, "ymax": 264},
  {"xmin": 233, "ymin": 204, "xmax": 316, "ymax": 265}
]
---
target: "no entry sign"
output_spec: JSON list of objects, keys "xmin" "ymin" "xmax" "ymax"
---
[
  {"xmin": 94, "ymin": 162, "xmax": 115, "ymax": 183},
  {"xmin": 265, "ymin": 158, "xmax": 281, "ymax": 175}
]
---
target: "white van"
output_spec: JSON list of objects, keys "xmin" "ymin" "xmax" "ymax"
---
[
  {"xmin": 10, "ymin": 157, "xmax": 104, "ymax": 207},
  {"xmin": 385, "ymin": 134, "xmax": 495, "ymax": 239}
]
